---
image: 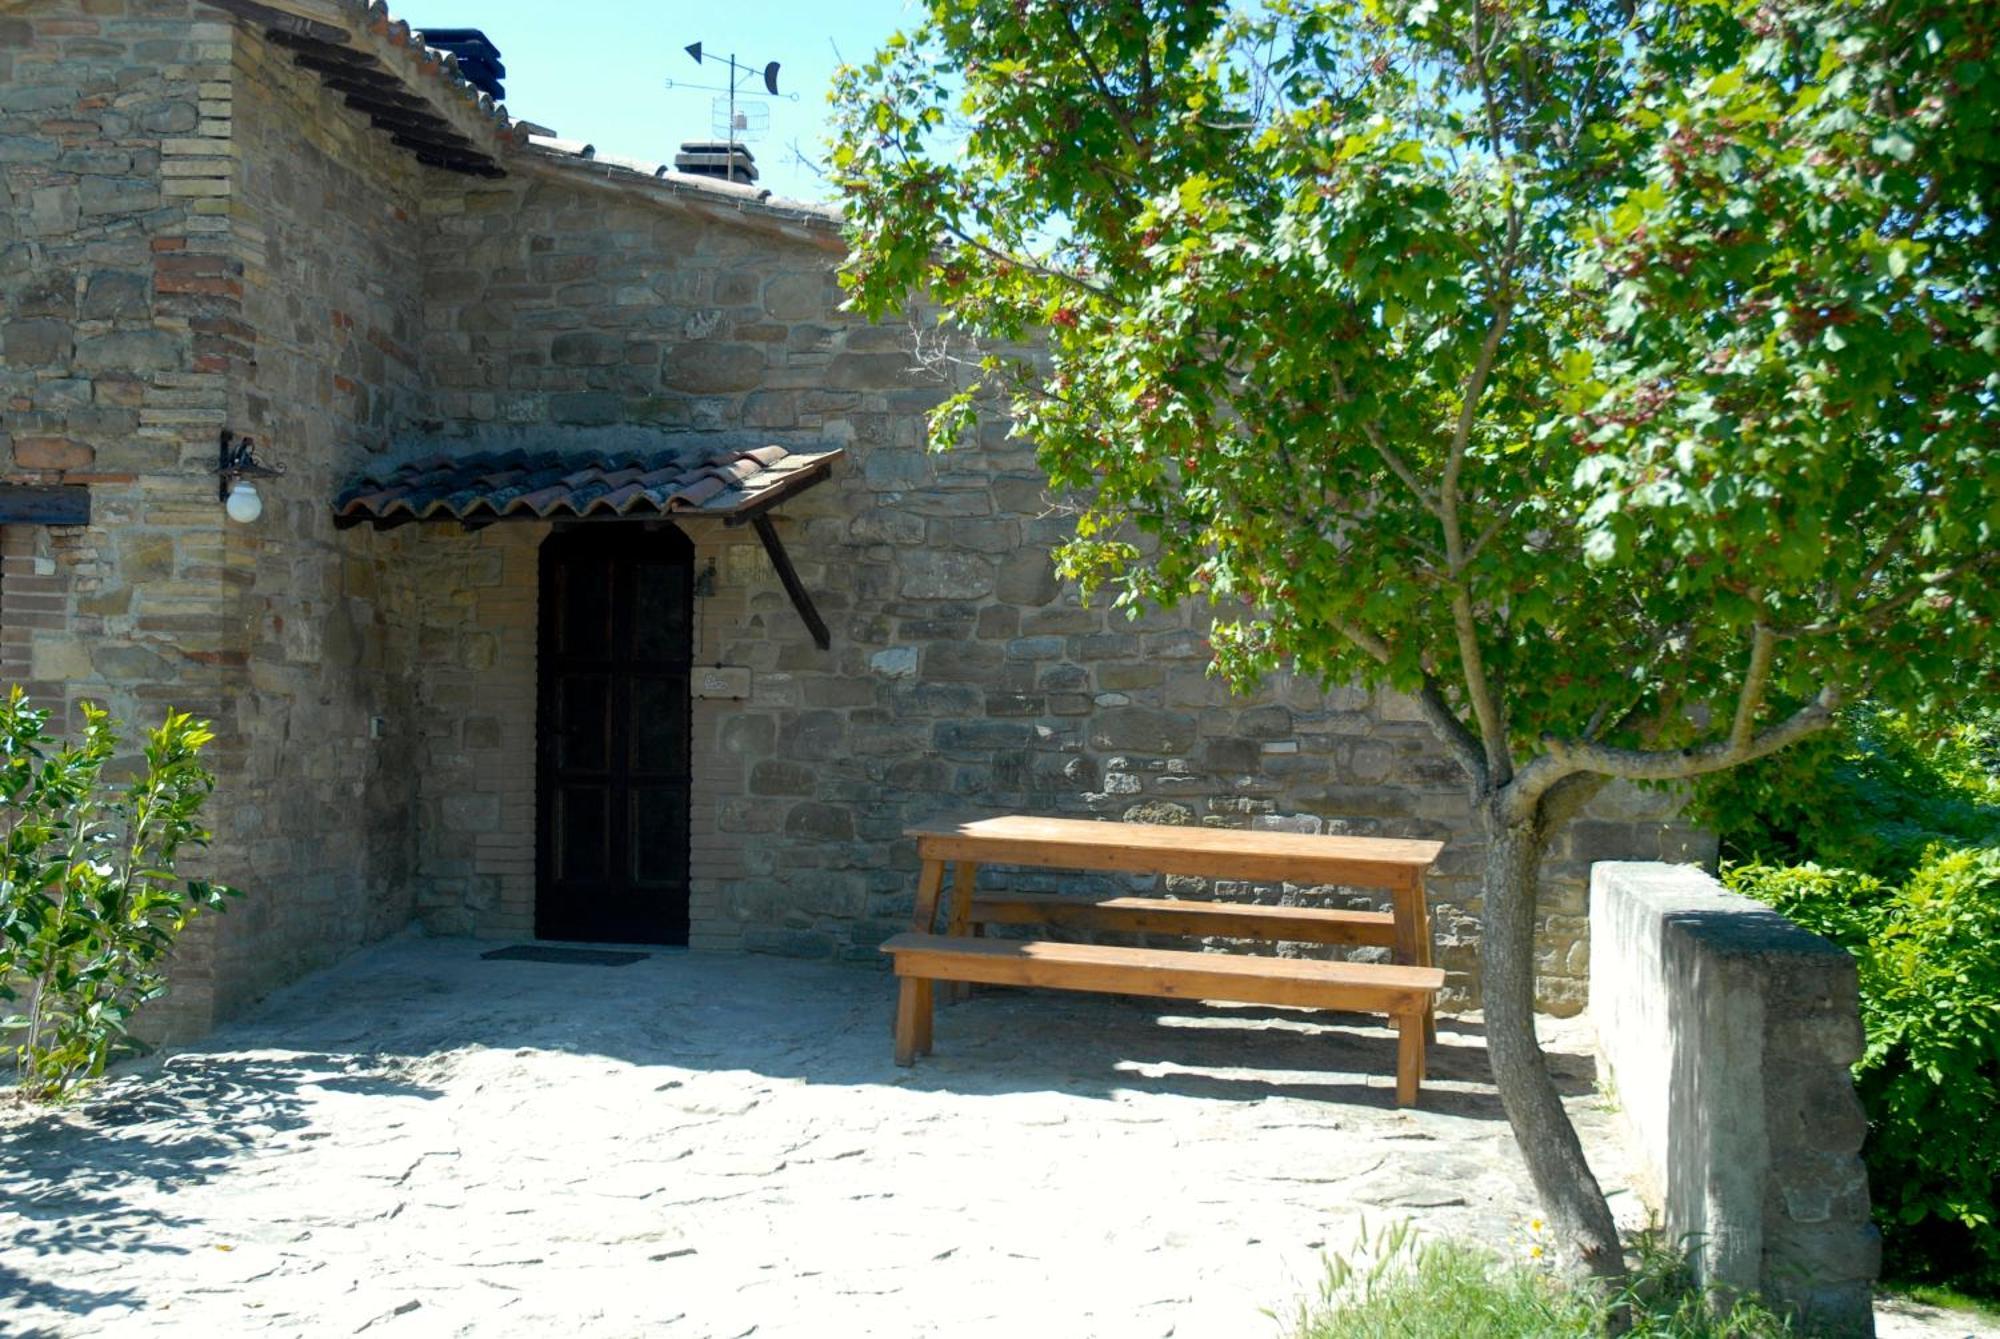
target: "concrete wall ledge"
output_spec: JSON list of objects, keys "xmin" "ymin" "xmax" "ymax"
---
[{"xmin": 1591, "ymin": 861, "xmax": 1878, "ymax": 1336}]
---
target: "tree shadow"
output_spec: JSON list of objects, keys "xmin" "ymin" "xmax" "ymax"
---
[
  {"xmin": 895, "ymin": 989, "xmax": 1596, "ymax": 1118},
  {"xmin": 0, "ymin": 1051, "xmax": 441, "ymax": 1326},
  {"xmin": 1, "ymin": 936, "xmax": 1609, "ymax": 1330}
]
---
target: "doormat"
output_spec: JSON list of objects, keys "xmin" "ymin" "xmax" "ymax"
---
[{"xmin": 481, "ymin": 945, "xmax": 650, "ymax": 967}]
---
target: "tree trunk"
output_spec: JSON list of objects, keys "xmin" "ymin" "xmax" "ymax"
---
[{"xmin": 1479, "ymin": 800, "xmax": 1625, "ymax": 1282}]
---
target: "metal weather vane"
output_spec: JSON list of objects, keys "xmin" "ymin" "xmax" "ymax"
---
[{"xmin": 664, "ymin": 41, "xmax": 800, "ymax": 161}]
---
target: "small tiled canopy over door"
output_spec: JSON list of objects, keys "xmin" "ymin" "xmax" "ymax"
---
[{"xmin": 537, "ymin": 526, "xmax": 695, "ymax": 945}]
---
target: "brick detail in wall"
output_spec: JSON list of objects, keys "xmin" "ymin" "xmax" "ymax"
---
[
  {"xmin": 687, "ymin": 524, "xmax": 755, "ymax": 953},
  {"xmin": 0, "ymin": 527, "xmax": 73, "ymax": 735},
  {"xmin": 400, "ymin": 525, "xmax": 541, "ymax": 938}
]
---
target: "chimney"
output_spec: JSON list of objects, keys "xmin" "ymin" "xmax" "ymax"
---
[{"xmin": 673, "ymin": 140, "xmax": 758, "ymax": 186}]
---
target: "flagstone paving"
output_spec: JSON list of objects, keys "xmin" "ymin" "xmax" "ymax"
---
[{"xmin": 0, "ymin": 935, "xmax": 1986, "ymax": 1338}]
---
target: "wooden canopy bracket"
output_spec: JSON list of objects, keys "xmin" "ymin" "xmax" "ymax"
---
[{"xmin": 750, "ymin": 514, "xmax": 830, "ymax": 651}]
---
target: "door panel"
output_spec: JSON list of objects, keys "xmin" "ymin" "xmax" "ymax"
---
[
  {"xmin": 537, "ymin": 526, "xmax": 693, "ymax": 945},
  {"xmin": 552, "ymin": 785, "xmax": 611, "ymax": 883},
  {"xmin": 556, "ymin": 673, "xmax": 612, "ymax": 771},
  {"xmin": 628, "ymin": 786, "xmax": 690, "ymax": 886}
]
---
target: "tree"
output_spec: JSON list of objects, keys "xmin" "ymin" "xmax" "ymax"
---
[{"xmin": 831, "ymin": 0, "xmax": 1999, "ymax": 1279}]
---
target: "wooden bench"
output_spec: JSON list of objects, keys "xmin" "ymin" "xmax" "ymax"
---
[{"xmin": 882, "ymin": 932, "xmax": 1448, "ymax": 1106}]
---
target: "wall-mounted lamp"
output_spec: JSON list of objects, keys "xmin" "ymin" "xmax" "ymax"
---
[
  {"xmin": 219, "ymin": 429, "xmax": 286, "ymax": 524},
  {"xmin": 692, "ymin": 558, "xmax": 718, "ymax": 598}
]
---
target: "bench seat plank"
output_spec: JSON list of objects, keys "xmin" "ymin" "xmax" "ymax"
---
[
  {"xmin": 881, "ymin": 933, "xmax": 1443, "ymax": 1105},
  {"xmin": 906, "ymin": 815, "xmax": 1442, "ymax": 892},
  {"xmin": 968, "ymin": 893, "xmax": 1396, "ymax": 946},
  {"xmin": 881, "ymin": 933, "xmax": 1441, "ymax": 1013}
]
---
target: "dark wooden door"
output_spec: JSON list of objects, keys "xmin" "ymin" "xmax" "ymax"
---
[{"xmin": 536, "ymin": 526, "xmax": 693, "ymax": 945}]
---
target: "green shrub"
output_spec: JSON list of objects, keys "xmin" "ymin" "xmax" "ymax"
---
[
  {"xmin": 1727, "ymin": 850, "xmax": 2000, "ymax": 1292},
  {"xmin": 1694, "ymin": 707, "xmax": 2000, "ymax": 879},
  {"xmin": 1700, "ymin": 704, "xmax": 2000, "ymax": 1294},
  {"xmin": 0, "ymin": 690, "xmax": 235, "ymax": 1101},
  {"xmin": 1289, "ymin": 1222, "xmax": 1802, "ymax": 1338}
]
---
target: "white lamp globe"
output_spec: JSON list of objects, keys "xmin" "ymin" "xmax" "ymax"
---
[{"xmin": 225, "ymin": 479, "xmax": 263, "ymax": 524}]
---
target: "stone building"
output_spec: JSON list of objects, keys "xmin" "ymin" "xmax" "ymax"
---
[{"xmin": 0, "ymin": 0, "xmax": 1708, "ymax": 1040}]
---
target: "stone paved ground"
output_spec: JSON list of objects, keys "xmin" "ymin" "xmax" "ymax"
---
[{"xmin": 1, "ymin": 934, "xmax": 1989, "ymax": 1339}]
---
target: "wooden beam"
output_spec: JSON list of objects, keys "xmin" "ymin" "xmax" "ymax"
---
[
  {"xmin": 0, "ymin": 485, "xmax": 90, "ymax": 526},
  {"xmin": 263, "ymin": 26, "xmax": 368, "ymax": 57},
  {"xmin": 306, "ymin": 61, "xmax": 404, "ymax": 90},
  {"xmin": 198, "ymin": 0, "xmax": 349, "ymax": 44},
  {"xmin": 415, "ymin": 153, "xmax": 505, "ymax": 178},
  {"xmin": 383, "ymin": 124, "xmax": 475, "ymax": 153},
  {"xmin": 750, "ymin": 513, "xmax": 830, "ymax": 650},
  {"xmin": 721, "ymin": 459, "xmax": 838, "ymax": 528},
  {"xmin": 330, "ymin": 81, "xmax": 425, "ymax": 111}
]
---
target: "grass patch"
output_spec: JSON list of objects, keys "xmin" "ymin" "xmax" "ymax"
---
[
  {"xmin": 1289, "ymin": 1223, "xmax": 1807, "ymax": 1338},
  {"xmin": 1884, "ymin": 1280, "xmax": 2000, "ymax": 1323}
]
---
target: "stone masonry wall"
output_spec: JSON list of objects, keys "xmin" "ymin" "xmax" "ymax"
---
[
  {"xmin": 410, "ymin": 162, "xmax": 1713, "ymax": 1012},
  {"xmin": 1592, "ymin": 862, "xmax": 1877, "ymax": 1333},
  {"xmin": 1, "ymin": 0, "xmax": 244, "ymax": 1039},
  {"xmin": 1, "ymin": 4, "xmax": 440, "ymax": 1035},
  {"xmin": 386, "ymin": 521, "xmax": 540, "ymax": 937},
  {"xmin": 196, "ymin": 24, "xmax": 433, "ymax": 1019}
]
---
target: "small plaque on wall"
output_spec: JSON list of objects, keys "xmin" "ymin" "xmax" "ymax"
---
[{"xmin": 693, "ymin": 666, "xmax": 751, "ymax": 699}]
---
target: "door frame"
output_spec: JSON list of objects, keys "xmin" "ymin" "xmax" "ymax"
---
[{"xmin": 533, "ymin": 522, "xmax": 695, "ymax": 945}]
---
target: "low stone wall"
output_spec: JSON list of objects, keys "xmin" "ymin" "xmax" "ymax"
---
[{"xmin": 1590, "ymin": 862, "xmax": 1877, "ymax": 1334}]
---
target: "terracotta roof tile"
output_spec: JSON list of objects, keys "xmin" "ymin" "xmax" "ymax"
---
[{"xmin": 332, "ymin": 445, "xmax": 841, "ymax": 529}]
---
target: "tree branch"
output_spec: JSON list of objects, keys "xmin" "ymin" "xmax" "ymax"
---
[
  {"xmin": 1330, "ymin": 617, "xmax": 1488, "ymax": 791},
  {"xmin": 1538, "ymin": 772, "xmax": 1609, "ymax": 833},
  {"xmin": 1418, "ymin": 678, "xmax": 1491, "ymax": 793},
  {"xmin": 1054, "ymin": 1, "xmax": 1147, "ymax": 157},
  {"xmin": 1509, "ymin": 684, "xmax": 1844, "ymax": 815},
  {"xmin": 1729, "ymin": 622, "xmax": 1776, "ymax": 753},
  {"xmin": 1437, "ymin": 202, "xmax": 1522, "ymax": 788},
  {"xmin": 1328, "ymin": 363, "xmax": 1440, "ymax": 516}
]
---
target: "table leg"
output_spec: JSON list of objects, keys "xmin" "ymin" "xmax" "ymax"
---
[
  {"xmin": 944, "ymin": 861, "xmax": 979, "ymax": 1004},
  {"xmin": 1392, "ymin": 879, "xmax": 1438, "ymax": 1045},
  {"xmin": 912, "ymin": 858, "xmax": 946, "ymax": 933},
  {"xmin": 894, "ymin": 977, "xmax": 921, "ymax": 1066},
  {"xmin": 892, "ymin": 859, "xmax": 951, "ymax": 1040},
  {"xmin": 914, "ymin": 978, "xmax": 934, "ymax": 1055},
  {"xmin": 1415, "ymin": 873, "xmax": 1437, "ymax": 1044},
  {"xmin": 1394, "ymin": 1008, "xmax": 1425, "ymax": 1108}
]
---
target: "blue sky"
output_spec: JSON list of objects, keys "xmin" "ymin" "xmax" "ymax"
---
[{"xmin": 408, "ymin": 1, "xmax": 921, "ymax": 201}]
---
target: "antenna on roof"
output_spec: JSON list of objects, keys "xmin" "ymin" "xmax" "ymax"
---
[{"xmin": 664, "ymin": 40, "xmax": 800, "ymax": 173}]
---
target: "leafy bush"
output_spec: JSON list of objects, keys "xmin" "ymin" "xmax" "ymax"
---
[
  {"xmin": 1728, "ymin": 852, "xmax": 2000, "ymax": 1293},
  {"xmin": 1699, "ymin": 707, "xmax": 2000, "ymax": 1294},
  {"xmin": 1289, "ymin": 1221, "xmax": 1802, "ymax": 1338},
  {"xmin": 0, "ymin": 690, "xmax": 234, "ymax": 1101},
  {"xmin": 1694, "ymin": 708, "xmax": 2000, "ymax": 879}
]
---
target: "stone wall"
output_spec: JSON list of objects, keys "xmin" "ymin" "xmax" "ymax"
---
[
  {"xmin": 196, "ymin": 24, "xmax": 433, "ymax": 1019},
  {"xmin": 406, "ymin": 160, "xmax": 1713, "ymax": 1011},
  {"xmin": 0, "ymin": 0, "xmax": 244, "ymax": 1039},
  {"xmin": 387, "ymin": 522, "xmax": 540, "ymax": 936},
  {"xmin": 1591, "ymin": 861, "xmax": 1877, "ymax": 1334},
  {"xmin": 0, "ymin": 3, "xmax": 434, "ymax": 1035}
]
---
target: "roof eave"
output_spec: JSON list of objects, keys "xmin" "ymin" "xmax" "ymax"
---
[{"xmin": 199, "ymin": 0, "xmax": 514, "ymax": 175}]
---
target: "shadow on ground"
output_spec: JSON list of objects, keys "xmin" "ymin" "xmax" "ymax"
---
[
  {"xmin": 1, "ymin": 1052, "xmax": 442, "ymax": 1322},
  {"xmin": 50, "ymin": 935, "xmax": 1594, "ymax": 1119},
  {"xmin": 0, "ymin": 933, "xmax": 1607, "ymax": 1335}
]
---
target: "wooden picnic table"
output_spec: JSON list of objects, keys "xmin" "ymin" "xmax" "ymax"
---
[
  {"xmin": 884, "ymin": 814, "xmax": 1448, "ymax": 1106},
  {"xmin": 907, "ymin": 814, "xmax": 1440, "ymax": 979}
]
